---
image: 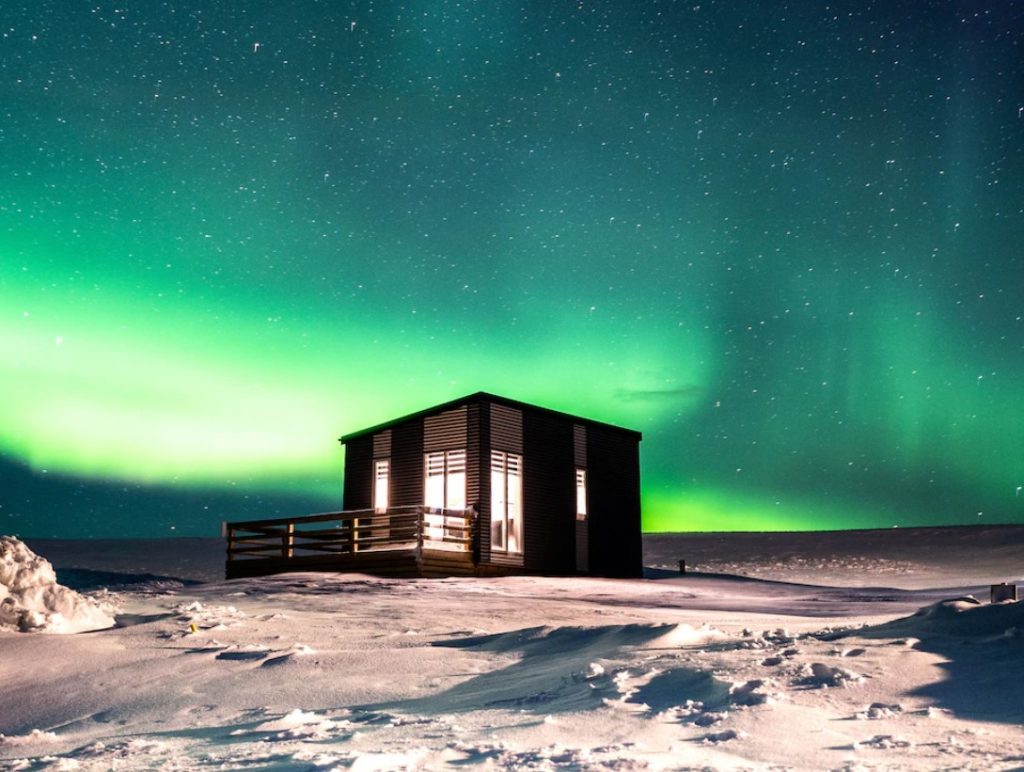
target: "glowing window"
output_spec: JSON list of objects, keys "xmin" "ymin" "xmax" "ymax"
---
[
  {"xmin": 424, "ymin": 450, "xmax": 466, "ymax": 510},
  {"xmin": 373, "ymin": 460, "xmax": 390, "ymax": 513},
  {"xmin": 491, "ymin": 451, "xmax": 523, "ymax": 553},
  {"xmin": 576, "ymin": 468, "xmax": 588, "ymax": 521}
]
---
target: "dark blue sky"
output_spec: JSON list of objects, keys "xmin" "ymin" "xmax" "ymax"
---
[{"xmin": 2, "ymin": 1, "xmax": 1022, "ymax": 537}]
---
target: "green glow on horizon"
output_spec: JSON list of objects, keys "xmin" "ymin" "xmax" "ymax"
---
[
  {"xmin": 0, "ymin": 264, "xmax": 711, "ymax": 489},
  {"xmin": 644, "ymin": 489, "xmax": 825, "ymax": 533},
  {"xmin": 642, "ymin": 478, "xmax": 1024, "ymax": 534},
  {"xmin": 643, "ymin": 487, "xmax": 904, "ymax": 533}
]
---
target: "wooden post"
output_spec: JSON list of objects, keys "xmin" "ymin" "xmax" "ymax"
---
[
  {"xmin": 282, "ymin": 522, "xmax": 294, "ymax": 559},
  {"xmin": 225, "ymin": 524, "xmax": 235, "ymax": 564},
  {"xmin": 345, "ymin": 514, "xmax": 355, "ymax": 554},
  {"xmin": 416, "ymin": 508, "xmax": 425, "ymax": 557}
]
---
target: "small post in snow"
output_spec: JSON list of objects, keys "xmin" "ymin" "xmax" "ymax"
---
[{"xmin": 991, "ymin": 583, "xmax": 1018, "ymax": 603}]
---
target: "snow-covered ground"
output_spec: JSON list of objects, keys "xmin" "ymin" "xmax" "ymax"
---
[
  {"xmin": 644, "ymin": 525, "xmax": 1024, "ymax": 590},
  {"xmin": 2, "ymin": 527, "xmax": 1023, "ymax": 770}
]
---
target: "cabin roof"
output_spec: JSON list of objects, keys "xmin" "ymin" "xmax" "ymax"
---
[{"xmin": 339, "ymin": 391, "xmax": 642, "ymax": 443}]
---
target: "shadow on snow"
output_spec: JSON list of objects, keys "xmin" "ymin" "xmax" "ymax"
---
[{"xmin": 370, "ymin": 623, "xmax": 732, "ymax": 717}]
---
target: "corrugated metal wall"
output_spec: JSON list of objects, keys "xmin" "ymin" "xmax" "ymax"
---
[
  {"xmin": 475, "ymin": 403, "xmax": 491, "ymax": 563},
  {"xmin": 587, "ymin": 426, "xmax": 642, "ymax": 577},
  {"xmin": 342, "ymin": 435, "xmax": 373, "ymax": 510},
  {"xmin": 491, "ymin": 404, "xmax": 523, "ymax": 453},
  {"xmin": 390, "ymin": 420, "xmax": 424, "ymax": 507},
  {"xmin": 423, "ymin": 406, "xmax": 467, "ymax": 451},
  {"xmin": 521, "ymin": 409, "xmax": 575, "ymax": 573},
  {"xmin": 573, "ymin": 424, "xmax": 587, "ymax": 467},
  {"xmin": 575, "ymin": 520, "xmax": 589, "ymax": 572},
  {"xmin": 467, "ymin": 403, "xmax": 483, "ymax": 561},
  {"xmin": 373, "ymin": 429, "xmax": 392, "ymax": 458}
]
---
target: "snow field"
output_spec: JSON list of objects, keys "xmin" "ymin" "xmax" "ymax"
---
[{"xmin": 2, "ymin": 534, "xmax": 1024, "ymax": 769}]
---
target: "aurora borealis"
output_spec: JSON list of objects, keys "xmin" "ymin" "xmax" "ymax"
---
[{"xmin": 2, "ymin": 1, "xmax": 1022, "ymax": 538}]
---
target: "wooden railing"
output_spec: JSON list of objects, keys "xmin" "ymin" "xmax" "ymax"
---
[{"xmin": 224, "ymin": 506, "xmax": 475, "ymax": 564}]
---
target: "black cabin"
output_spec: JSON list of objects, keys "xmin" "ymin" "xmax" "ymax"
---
[
  {"xmin": 224, "ymin": 392, "xmax": 642, "ymax": 579},
  {"xmin": 339, "ymin": 392, "xmax": 642, "ymax": 578}
]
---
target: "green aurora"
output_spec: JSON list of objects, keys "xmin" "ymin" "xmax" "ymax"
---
[{"xmin": 1, "ymin": 1, "xmax": 1022, "ymax": 537}]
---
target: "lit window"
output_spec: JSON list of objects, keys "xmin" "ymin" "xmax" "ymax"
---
[
  {"xmin": 373, "ymin": 460, "xmax": 390, "ymax": 513},
  {"xmin": 491, "ymin": 451, "xmax": 523, "ymax": 553},
  {"xmin": 576, "ymin": 468, "xmax": 587, "ymax": 521},
  {"xmin": 424, "ymin": 450, "xmax": 466, "ymax": 510}
]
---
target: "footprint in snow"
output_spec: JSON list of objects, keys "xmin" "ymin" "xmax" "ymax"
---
[
  {"xmin": 701, "ymin": 728, "xmax": 745, "ymax": 744},
  {"xmin": 855, "ymin": 703, "xmax": 903, "ymax": 720},
  {"xmin": 692, "ymin": 712, "xmax": 727, "ymax": 727},
  {"xmin": 662, "ymin": 701, "xmax": 727, "ymax": 727},
  {"xmin": 799, "ymin": 662, "xmax": 862, "ymax": 688},
  {"xmin": 850, "ymin": 734, "xmax": 913, "ymax": 750}
]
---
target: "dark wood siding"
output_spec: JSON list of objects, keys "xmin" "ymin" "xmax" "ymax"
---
[
  {"xmin": 342, "ymin": 435, "xmax": 373, "ymax": 510},
  {"xmin": 587, "ymin": 427, "xmax": 642, "ymax": 577},
  {"xmin": 490, "ymin": 404, "xmax": 523, "ymax": 453},
  {"xmin": 575, "ymin": 520, "xmax": 589, "ymax": 572},
  {"xmin": 466, "ymin": 403, "xmax": 482, "ymax": 561},
  {"xmin": 573, "ymin": 424, "xmax": 587, "ymax": 467},
  {"xmin": 424, "ymin": 407, "xmax": 467, "ymax": 451},
  {"xmin": 390, "ymin": 420, "xmax": 424, "ymax": 507},
  {"xmin": 373, "ymin": 429, "xmax": 392, "ymax": 458},
  {"xmin": 521, "ymin": 409, "xmax": 575, "ymax": 573},
  {"xmin": 475, "ymin": 402, "xmax": 492, "ymax": 563},
  {"xmin": 372, "ymin": 430, "xmax": 393, "ymax": 512}
]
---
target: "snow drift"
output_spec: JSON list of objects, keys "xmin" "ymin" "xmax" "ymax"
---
[
  {"xmin": 857, "ymin": 595, "xmax": 1024, "ymax": 641},
  {"xmin": 0, "ymin": 537, "xmax": 114, "ymax": 633}
]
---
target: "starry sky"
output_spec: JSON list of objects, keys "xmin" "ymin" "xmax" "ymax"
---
[{"xmin": 2, "ymin": 1, "xmax": 1022, "ymax": 538}]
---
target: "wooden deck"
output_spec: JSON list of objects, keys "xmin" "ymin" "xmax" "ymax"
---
[{"xmin": 224, "ymin": 506, "xmax": 487, "ymax": 579}]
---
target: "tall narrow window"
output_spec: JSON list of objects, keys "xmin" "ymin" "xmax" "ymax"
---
[
  {"xmin": 373, "ymin": 460, "xmax": 390, "ymax": 513},
  {"xmin": 576, "ymin": 468, "xmax": 588, "ymax": 521},
  {"xmin": 424, "ymin": 450, "xmax": 466, "ymax": 510},
  {"xmin": 425, "ymin": 452, "xmax": 445, "ymax": 509},
  {"xmin": 491, "ymin": 451, "xmax": 523, "ymax": 553},
  {"xmin": 446, "ymin": 450, "xmax": 466, "ymax": 510}
]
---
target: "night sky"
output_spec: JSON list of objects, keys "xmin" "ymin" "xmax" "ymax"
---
[{"xmin": 2, "ymin": 1, "xmax": 1022, "ymax": 538}]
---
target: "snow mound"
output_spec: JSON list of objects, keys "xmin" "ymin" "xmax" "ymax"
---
[
  {"xmin": 801, "ymin": 662, "xmax": 862, "ymax": 688},
  {"xmin": 729, "ymin": 678, "xmax": 774, "ymax": 705},
  {"xmin": 860, "ymin": 596, "xmax": 1024, "ymax": 641},
  {"xmin": 0, "ymin": 536, "xmax": 115, "ymax": 633},
  {"xmin": 646, "ymin": 622, "xmax": 728, "ymax": 648},
  {"xmin": 855, "ymin": 702, "xmax": 903, "ymax": 720},
  {"xmin": 0, "ymin": 728, "xmax": 60, "ymax": 746},
  {"xmin": 245, "ymin": 708, "xmax": 351, "ymax": 740}
]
